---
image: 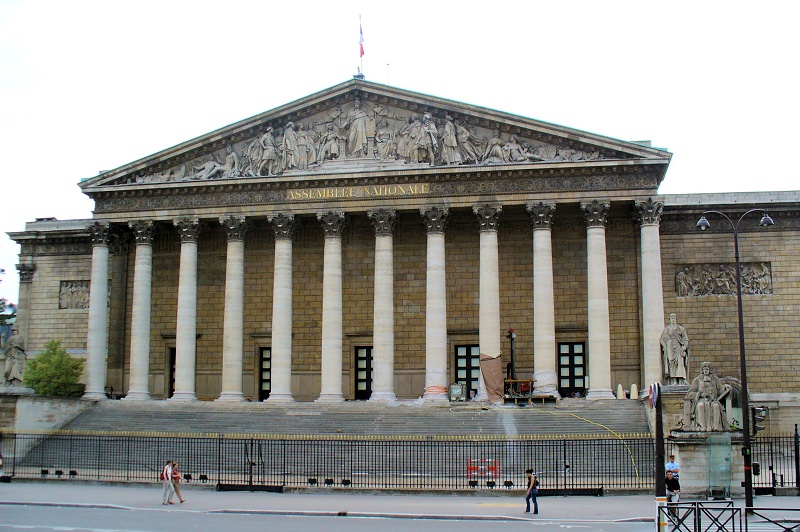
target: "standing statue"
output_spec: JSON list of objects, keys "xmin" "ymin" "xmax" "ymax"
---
[
  {"xmin": 258, "ymin": 127, "xmax": 280, "ymax": 176},
  {"xmin": 660, "ymin": 313, "xmax": 690, "ymax": 385},
  {"xmin": 441, "ymin": 115, "xmax": 460, "ymax": 165},
  {"xmin": 683, "ymin": 362, "xmax": 731, "ymax": 431},
  {"xmin": 345, "ymin": 99, "xmax": 369, "ymax": 157},
  {"xmin": 281, "ymin": 121, "xmax": 299, "ymax": 171},
  {"xmin": 414, "ymin": 112, "xmax": 438, "ymax": 166},
  {"xmin": 3, "ymin": 326, "xmax": 26, "ymax": 387}
]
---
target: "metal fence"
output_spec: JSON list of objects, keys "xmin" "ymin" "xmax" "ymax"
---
[
  {"xmin": 1, "ymin": 431, "xmax": 654, "ymax": 492},
  {"xmin": 752, "ymin": 434, "xmax": 799, "ymax": 493}
]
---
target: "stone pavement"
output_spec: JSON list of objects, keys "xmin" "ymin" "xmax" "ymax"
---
[{"xmin": 0, "ymin": 480, "xmax": 798, "ymax": 523}]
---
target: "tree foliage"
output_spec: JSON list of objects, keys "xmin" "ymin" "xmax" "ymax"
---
[{"xmin": 24, "ymin": 340, "xmax": 86, "ymax": 397}]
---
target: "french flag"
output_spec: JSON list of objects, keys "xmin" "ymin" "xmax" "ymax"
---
[{"xmin": 359, "ymin": 23, "xmax": 365, "ymax": 57}]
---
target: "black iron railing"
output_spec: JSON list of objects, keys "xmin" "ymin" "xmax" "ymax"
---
[{"xmin": 1, "ymin": 431, "xmax": 653, "ymax": 492}]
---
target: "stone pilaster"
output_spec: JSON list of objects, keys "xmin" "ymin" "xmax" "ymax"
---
[
  {"xmin": 267, "ymin": 213, "xmax": 295, "ymax": 402},
  {"xmin": 83, "ymin": 221, "xmax": 110, "ymax": 400},
  {"xmin": 217, "ymin": 215, "xmax": 247, "ymax": 402},
  {"xmin": 421, "ymin": 206, "xmax": 449, "ymax": 401},
  {"xmin": 473, "ymin": 204, "xmax": 502, "ymax": 402},
  {"xmin": 634, "ymin": 198, "xmax": 666, "ymax": 391},
  {"xmin": 581, "ymin": 201, "xmax": 614, "ymax": 400},
  {"xmin": 14, "ymin": 263, "xmax": 34, "ymax": 346},
  {"xmin": 170, "ymin": 218, "xmax": 199, "ymax": 401},
  {"xmin": 368, "ymin": 208, "xmax": 397, "ymax": 402},
  {"xmin": 124, "ymin": 221, "xmax": 154, "ymax": 401},
  {"xmin": 316, "ymin": 211, "xmax": 347, "ymax": 402},
  {"xmin": 527, "ymin": 202, "xmax": 559, "ymax": 398}
]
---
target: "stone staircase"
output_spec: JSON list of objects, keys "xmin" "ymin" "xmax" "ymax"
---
[{"xmin": 60, "ymin": 398, "xmax": 651, "ymax": 437}]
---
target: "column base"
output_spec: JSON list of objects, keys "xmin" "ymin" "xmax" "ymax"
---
[
  {"xmin": 368, "ymin": 391, "xmax": 397, "ymax": 403},
  {"xmin": 422, "ymin": 391, "xmax": 449, "ymax": 402},
  {"xmin": 169, "ymin": 392, "xmax": 197, "ymax": 402},
  {"xmin": 315, "ymin": 394, "xmax": 344, "ymax": 403},
  {"xmin": 265, "ymin": 393, "xmax": 295, "ymax": 403},
  {"xmin": 82, "ymin": 390, "xmax": 108, "ymax": 400},
  {"xmin": 585, "ymin": 388, "xmax": 615, "ymax": 400},
  {"xmin": 122, "ymin": 391, "xmax": 152, "ymax": 401},
  {"xmin": 216, "ymin": 392, "xmax": 246, "ymax": 402}
]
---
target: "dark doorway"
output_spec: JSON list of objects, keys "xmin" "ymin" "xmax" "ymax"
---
[
  {"xmin": 354, "ymin": 346, "xmax": 373, "ymax": 400},
  {"xmin": 258, "ymin": 347, "xmax": 272, "ymax": 401},
  {"xmin": 558, "ymin": 342, "xmax": 587, "ymax": 398},
  {"xmin": 168, "ymin": 347, "xmax": 176, "ymax": 398},
  {"xmin": 454, "ymin": 344, "xmax": 481, "ymax": 400}
]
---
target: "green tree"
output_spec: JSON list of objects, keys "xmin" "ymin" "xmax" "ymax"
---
[{"xmin": 24, "ymin": 340, "xmax": 86, "ymax": 397}]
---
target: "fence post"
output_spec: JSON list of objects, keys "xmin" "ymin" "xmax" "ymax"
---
[
  {"xmin": 217, "ymin": 433, "xmax": 222, "ymax": 487},
  {"xmin": 794, "ymin": 424, "xmax": 799, "ymax": 492}
]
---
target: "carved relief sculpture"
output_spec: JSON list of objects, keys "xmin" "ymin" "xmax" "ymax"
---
[
  {"xmin": 660, "ymin": 313, "xmax": 689, "ymax": 385},
  {"xmin": 317, "ymin": 123, "xmax": 341, "ymax": 163},
  {"xmin": 258, "ymin": 127, "xmax": 280, "ymax": 176},
  {"xmin": 346, "ymin": 99, "xmax": 369, "ymax": 157},
  {"xmin": 59, "ymin": 281, "xmax": 91, "ymax": 309},
  {"xmin": 374, "ymin": 119, "xmax": 396, "ymax": 161},
  {"xmin": 414, "ymin": 113, "xmax": 438, "ymax": 166},
  {"xmin": 683, "ymin": 362, "xmax": 731, "ymax": 431},
  {"xmin": 675, "ymin": 263, "xmax": 772, "ymax": 296},
  {"xmin": 441, "ymin": 115, "xmax": 460, "ymax": 165}
]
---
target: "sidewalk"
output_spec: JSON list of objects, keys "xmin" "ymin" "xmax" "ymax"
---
[{"xmin": 1, "ymin": 480, "xmax": 797, "ymax": 522}]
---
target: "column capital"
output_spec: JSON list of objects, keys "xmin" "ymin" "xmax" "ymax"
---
[
  {"xmin": 473, "ymin": 204, "xmax": 502, "ymax": 232},
  {"xmin": 368, "ymin": 208, "xmax": 397, "ymax": 236},
  {"xmin": 420, "ymin": 206, "xmax": 449, "ymax": 233},
  {"xmin": 526, "ymin": 202, "xmax": 556, "ymax": 230},
  {"xmin": 129, "ymin": 221, "xmax": 154, "ymax": 245},
  {"xmin": 633, "ymin": 198, "xmax": 664, "ymax": 226},
  {"xmin": 174, "ymin": 218, "xmax": 200, "ymax": 243},
  {"xmin": 268, "ymin": 213, "xmax": 295, "ymax": 240},
  {"xmin": 220, "ymin": 215, "xmax": 247, "ymax": 241},
  {"xmin": 317, "ymin": 211, "xmax": 347, "ymax": 238},
  {"xmin": 16, "ymin": 263, "xmax": 35, "ymax": 283},
  {"xmin": 580, "ymin": 200, "xmax": 611, "ymax": 228},
  {"xmin": 87, "ymin": 221, "xmax": 111, "ymax": 246}
]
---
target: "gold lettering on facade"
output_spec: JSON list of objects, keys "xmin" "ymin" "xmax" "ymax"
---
[{"xmin": 287, "ymin": 184, "xmax": 430, "ymax": 201}]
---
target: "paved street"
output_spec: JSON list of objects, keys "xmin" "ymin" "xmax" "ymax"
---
[{"xmin": 1, "ymin": 480, "xmax": 798, "ymax": 531}]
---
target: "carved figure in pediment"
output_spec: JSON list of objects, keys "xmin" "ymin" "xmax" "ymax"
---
[
  {"xmin": 242, "ymin": 138, "xmax": 262, "ymax": 177},
  {"xmin": 455, "ymin": 120, "xmax": 481, "ymax": 164},
  {"xmin": 482, "ymin": 129, "xmax": 506, "ymax": 164},
  {"xmin": 414, "ymin": 112, "xmax": 439, "ymax": 166},
  {"xmin": 375, "ymin": 119, "xmax": 396, "ymax": 160},
  {"xmin": 281, "ymin": 121, "xmax": 299, "ymax": 171},
  {"xmin": 396, "ymin": 114, "xmax": 420, "ymax": 161},
  {"xmin": 258, "ymin": 127, "xmax": 280, "ymax": 176},
  {"xmin": 441, "ymin": 115, "xmax": 460, "ymax": 165},
  {"xmin": 503, "ymin": 135, "xmax": 544, "ymax": 162},
  {"xmin": 295, "ymin": 123, "xmax": 316, "ymax": 170},
  {"xmin": 191, "ymin": 145, "xmax": 240, "ymax": 180},
  {"xmin": 317, "ymin": 123, "xmax": 341, "ymax": 163},
  {"xmin": 345, "ymin": 99, "xmax": 370, "ymax": 157}
]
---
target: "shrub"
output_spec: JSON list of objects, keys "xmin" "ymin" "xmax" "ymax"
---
[{"xmin": 23, "ymin": 340, "xmax": 86, "ymax": 397}]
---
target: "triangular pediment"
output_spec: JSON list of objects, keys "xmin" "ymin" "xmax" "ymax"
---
[{"xmin": 80, "ymin": 80, "xmax": 670, "ymax": 192}]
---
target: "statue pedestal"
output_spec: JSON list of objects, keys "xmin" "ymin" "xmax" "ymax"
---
[
  {"xmin": 0, "ymin": 386, "xmax": 35, "ymax": 396},
  {"xmin": 669, "ymin": 430, "xmax": 744, "ymax": 499}
]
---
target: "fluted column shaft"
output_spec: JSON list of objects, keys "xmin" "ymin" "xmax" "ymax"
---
[
  {"xmin": 527, "ymin": 203, "xmax": 559, "ymax": 397},
  {"xmin": 171, "ymin": 219, "xmax": 199, "ymax": 401},
  {"xmin": 218, "ymin": 216, "xmax": 247, "ymax": 402},
  {"xmin": 84, "ymin": 222, "xmax": 110, "ymax": 400},
  {"xmin": 422, "ymin": 207, "xmax": 449, "ymax": 401},
  {"xmin": 267, "ymin": 214, "xmax": 295, "ymax": 402},
  {"xmin": 635, "ymin": 199, "xmax": 666, "ymax": 389},
  {"xmin": 124, "ymin": 221, "xmax": 154, "ymax": 400},
  {"xmin": 368, "ymin": 209, "xmax": 396, "ymax": 402},
  {"xmin": 317, "ymin": 212, "xmax": 346, "ymax": 402},
  {"xmin": 474, "ymin": 205, "xmax": 502, "ymax": 402},
  {"xmin": 582, "ymin": 201, "xmax": 614, "ymax": 400}
]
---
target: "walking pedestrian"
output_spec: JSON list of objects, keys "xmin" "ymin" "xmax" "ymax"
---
[
  {"xmin": 161, "ymin": 460, "xmax": 175, "ymax": 505},
  {"xmin": 171, "ymin": 461, "xmax": 185, "ymax": 503},
  {"xmin": 524, "ymin": 468, "xmax": 539, "ymax": 514}
]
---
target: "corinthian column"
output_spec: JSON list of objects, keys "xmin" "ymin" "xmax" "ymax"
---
[
  {"xmin": 83, "ymin": 221, "xmax": 110, "ymax": 400},
  {"xmin": 634, "ymin": 198, "xmax": 666, "ymax": 390},
  {"xmin": 124, "ymin": 221, "xmax": 154, "ymax": 401},
  {"xmin": 170, "ymin": 218, "xmax": 199, "ymax": 401},
  {"xmin": 14, "ymin": 263, "xmax": 34, "ymax": 347},
  {"xmin": 421, "ymin": 206, "xmax": 449, "ymax": 401},
  {"xmin": 217, "ymin": 215, "xmax": 247, "ymax": 402},
  {"xmin": 267, "ymin": 213, "xmax": 295, "ymax": 402},
  {"xmin": 368, "ymin": 208, "xmax": 397, "ymax": 402},
  {"xmin": 526, "ymin": 202, "xmax": 559, "ymax": 398},
  {"xmin": 316, "ymin": 211, "xmax": 347, "ymax": 402},
  {"xmin": 581, "ymin": 201, "xmax": 615, "ymax": 400},
  {"xmin": 473, "ymin": 204, "xmax": 503, "ymax": 403}
]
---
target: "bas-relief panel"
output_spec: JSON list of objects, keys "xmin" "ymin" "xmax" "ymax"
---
[
  {"xmin": 674, "ymin": 262, "xmax": 773, "ymax": 297},
  {"xmin": 59, "ymin": 280, "xmax": 90, "ymax": 309},
  {"xmin": 106, "ymin": 97, "xmax": 629, "ymax": 187}
]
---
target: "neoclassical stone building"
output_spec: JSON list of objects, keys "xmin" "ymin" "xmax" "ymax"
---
[{"xmin": 8, "ymin": 81, "xmax": 799, "ymax": 426}]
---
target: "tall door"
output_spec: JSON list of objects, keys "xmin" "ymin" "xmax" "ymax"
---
[
  {"xmin": 168, "ymin": 347, "xmax": 176, "ymax": 398},
  {"xmin": 258, "ymin": 347, "xmax": 272, "ymax": 402},
  {"xmin": 558, "ymin": 342, "xmax": 587, "ymax": 398},
  {"xmin": 454, "ymin": 344, "xmax": 481, "ymax": 400},
  {"xmin": 354, "ymin": 346, "xmax": 373, "ymax": 400}
]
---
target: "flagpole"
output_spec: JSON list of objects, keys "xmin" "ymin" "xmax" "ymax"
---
[{"xmin": 359, "ymin": 15, "xmax": 364, "ymax": 76}]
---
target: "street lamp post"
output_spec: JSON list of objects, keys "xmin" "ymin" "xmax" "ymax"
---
[{"xmin": 696, "ymin": 208, "xmax": 774, "ymax": 511}]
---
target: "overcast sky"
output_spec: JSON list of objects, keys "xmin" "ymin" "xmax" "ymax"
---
[{"xmin": 1, "ymin": 0, "xmax": 797, "ymax": 304}]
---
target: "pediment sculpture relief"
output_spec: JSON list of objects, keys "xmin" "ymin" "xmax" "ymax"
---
[{"xmin": 127, "ymin": 97, "xmax": 613, "ymax": 186}]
